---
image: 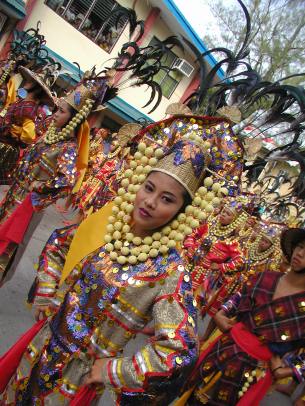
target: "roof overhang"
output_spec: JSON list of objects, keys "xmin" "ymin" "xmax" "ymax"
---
[{"xmin": 0, "ymin": 0, "xmax": 26, "ymax": 20}]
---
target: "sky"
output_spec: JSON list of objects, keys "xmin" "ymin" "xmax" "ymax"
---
[{"xmin": 173, "ymin": 0, "xmax": 219, "ymax": 38}]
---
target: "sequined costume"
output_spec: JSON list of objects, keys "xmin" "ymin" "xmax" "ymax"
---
[
  {"xmin": 28, "ymin": 128, "xmax": 137, "ymax": 306},
  {"xmin": 28, "ymin": 224, "xmax": 78, "ymax": 307},
  {"xmin": 183, "ymin": 219, "xmax": 244, "ymax": 316},
  {"xmin": 189, "ymin": 271, "xmax": 305, "ymax": 405},
  {"xmin": 73, "ymin": 129, "xmax": 133, "ymax": 215},
  {"xmin": 0, "ymin": 137, "xmax": 78, "ymax": 283},
  {"xmin": 2, "ymin": 246, "xmax": 198, "ymax": 405},
  {"xmin": 0, "ymin": 99, "xmax": 38, "ymax": 184}
]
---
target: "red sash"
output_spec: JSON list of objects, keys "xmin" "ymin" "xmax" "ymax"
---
[
  {"xmin": 70, "ymin": 386, "xmax": 97, "ymax": 405},
  {"xmin": 231, "ymin": 322, "xmax": 273, "ymax": 406},
  {"xmin": 0, "ymin": 318, "xmax": 46, "ymax": 393},
  {"xmin": 0, "ymin": 194, "xmax": 34, "ymax": 254}
]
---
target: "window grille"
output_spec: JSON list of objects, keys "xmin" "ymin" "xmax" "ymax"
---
[
  {"xmin": 45, "ymin": 0, "xmax": 127, "ymax": 53},
  {"xmin": 148, "ymin": 37, "xmax": 182, "ymax": 99}
]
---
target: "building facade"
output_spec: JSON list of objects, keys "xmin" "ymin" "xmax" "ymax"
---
[{"xmin": 0, "ymin": 0, "xmax": 222, "ymax": 129}]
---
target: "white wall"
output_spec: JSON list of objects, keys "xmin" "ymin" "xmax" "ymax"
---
[{"xmin": 24, "ymin": 0, "xmax": 196, "ymax": 121}]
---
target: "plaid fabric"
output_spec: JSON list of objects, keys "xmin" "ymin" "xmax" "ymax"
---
[
  {"xmin": 238, "ymin": 271, "xmax": 305, "ymax": 343},
  {"xmin": 0, "ymin": 100, "xmax": 38, "ymax": 138},
  {"xmin": 191, "ymin": 272, "xmax": 305, "ymax": 405},
  {"xmin": 191, "ymin": 333, "xmax": 258, "ymax": 405}
]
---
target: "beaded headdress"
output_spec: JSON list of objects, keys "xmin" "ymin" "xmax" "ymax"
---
[
  {"xmin": 18, "ymin": 66, "xmax": 54, "ymax": 108},
  {"xmin": 260, "ymin": 222, "xmax": 283, "ymax": 243},
  {"xmin": 247, "ymin": 221, "xmax": 284, "ymax": 266},
  {"xmin": 224, "ymin": 193, "xmax": 259, "ymax": 215},
  {"xmin": 140, "ymin": 115, "xmax": 244, "ymax": 196},
  {"xmin": 153, "ymin": 140, "xmax": 208, "ymax": 198}
]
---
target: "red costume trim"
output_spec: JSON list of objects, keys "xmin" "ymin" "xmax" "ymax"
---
[{"xmin": 0, "ymin": 193, "xmax": 34, "ymax": 254}]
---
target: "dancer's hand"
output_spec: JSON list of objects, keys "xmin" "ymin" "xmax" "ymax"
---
[
  {"xmin": 29, "ymin": 180, "xmax": 41, "ymax": 192},
  {"xmin": 210, "ymin": 262, "xmax": 219, "ymax": 271},
  {"xmin": 271, "ymin": 355, "xmax": 293, "ymax": 380},
  {"xmin": 139, "ymin": 326, "xmax": 154, "ymax": 336},
  {"xmin": 84, "ymin": 359, "xmax": 109, "ymax": 385},
  {"xmin": 34, "ymin": 305, "xmax": 51, "ymax": 321},
  {"xmin": 214, "ymin": 310, "xmax": 235, "ymax": 332}
]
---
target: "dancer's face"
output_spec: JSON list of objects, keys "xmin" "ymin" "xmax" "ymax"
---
[
  {"xmin": 219, "ymin": 207, "xmax": 236, "ymax": 226},
  {"xmin": 133, "ymin": 171, "xmax": 185, "ymax": 237},
  {"xmin": 258, "ymin": 236, "xmax": 272, "ymax": 252},
  {"xmin": 291, "ymin": 240, "xmax": 305, "ymax": 272},
  {"xmin": 53, "ymin": 100, "xmax": 73, "ymax": 129}
]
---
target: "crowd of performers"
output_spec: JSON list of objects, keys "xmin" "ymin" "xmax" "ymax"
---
[{"xmin": 0, "ymin": 8, "xmax": 305, "ymax": 406}]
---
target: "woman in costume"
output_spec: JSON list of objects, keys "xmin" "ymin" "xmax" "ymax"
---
[
  {"xmin": 0, "ymin": 135, "xmax": 222, "ymax": 405},
  {"xmin": 0, "ymin": 66, "xmax": 55, "ymax": 184},
  {"xmin": 242, "ymin": 221, "xmax": 284, "ymax": 276},
  {"xmin": 72, "ymin": 123, "xmax": 143, "ymax": 218},
  {"xmin": 0, "ymin": 24, "xmax": 60, "ymax": 183},
  {"xmin": 178, "ymin": 227, "xmax": 305, "ymax": 406},
  {"xmin": 28, "ymin": 123, "xmax": 143, "ymax": 309},
  {"xmin": 0, "ymin": 78, "xmax": 97, "ymax": 285},
  {"xmin": 183, "ymin": 196, "xmax": 253, "ymax": 317}
]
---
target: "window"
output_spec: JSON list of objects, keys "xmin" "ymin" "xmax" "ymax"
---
[
  {"xmin": 148, "ymin": 37, "xmax": 183, "ymax": 99},
  {"xmin": 45, "ymin": 0, "xmax": 127, "ymax": 53}
]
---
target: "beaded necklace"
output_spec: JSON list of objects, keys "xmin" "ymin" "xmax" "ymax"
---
[
  {"xmin": 208, "ymin": 211, "xmax": 248, "ymax": 241},
  {"xmin": 248, "ymin": 241, "xmax": 275, "ymax": 262}
]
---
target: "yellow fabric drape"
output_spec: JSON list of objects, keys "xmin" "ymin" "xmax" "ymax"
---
[
  {"xmin": 4, "ymin": 77, "xmax": 17, "ymax": 109},
  {"xmin": 72, "ymin": 119, "xmax": 90, "ymax": 193},
  {"xmin": 11, "ymin": 118, "xmax": 36, "ymax": 144},
  {"xmin": 59, "ymin": 202, "xmax": 114, "ymax": 285}
]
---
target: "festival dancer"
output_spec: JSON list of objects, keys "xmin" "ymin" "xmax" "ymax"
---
[
  {"xmin": 28, "ymin": 123, "xmax": 142, "ymax": 309},
  {"xmin": 183, "ymin": 196, "xmax": 253, "ymax": 317},
  {"xmin": 177, "ymin": 227, "xmax": 305, "ymax": 406},
  {"xmin": 0, "ymin": 79, "xmax": 96, "ymax": 285},
  {"xmin": 27, "ymin": 111, "xmax": 242, "ymax": 314},
  {"xmin": 72, "ymin": 122, "xmax": 143, "ymax": 217},
  {"xmin": 0, "ymin": 66, "xmax": 55, "ymax": 183},
  {"xmin": 242, "ymin": 221, "xmax": 284, "ymax": 276},
  {"xmin": 0, "ymin": 23, "xmax": 62, "ymax": 183},
  {"xmin": 0, "ymin": 135, "xmax": 221, "ymax": 405}
]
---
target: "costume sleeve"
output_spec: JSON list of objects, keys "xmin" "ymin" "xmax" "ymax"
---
[
  {"xmin": 30, "ymin": 144, "xmax": 78, "ymax": 209},
  {"xmin": 221, "ymin": 273, "xmax": 261, "ymax": 317},
  {"xmin": 221, "ymin": 292, "xmax": 242, "ymax": 316},
  {"xmin": 11, "ymin": 118, "xmax": 36, "ymax": 144},
  {"xmin": 31, "ymin": 225, "xmax": 78, "ymax": 307},
  {"xmin": 100, "ymin": 264, "xmax": 198, "ymax": 395},
  {"xmin": 183, "ymin": 223, "xmax": 208, "ymax": 260},
  {"xmin": 217, "ymin": 243, "xmax": 243, "ymax": 274},
  {"xmin": 284, "ymin": 348, "xmax": 305, "ymax": 382}
]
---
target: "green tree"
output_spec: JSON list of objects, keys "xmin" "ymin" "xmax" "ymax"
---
[{"xmin": 205, "ymin": 0, "xmax": 305, "ymax": 83}]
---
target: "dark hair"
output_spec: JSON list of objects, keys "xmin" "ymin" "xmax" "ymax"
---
[
  {"xmin": 180, "ymin": 189, "xmax": 192, "ymax": 214},
  {"xmin": 67, "ymin": 103, "xmax": 78, "ymax": 118},
  {"xmin": 27, "ymin": 83, "xmax": 48, "ymax": 101}
]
